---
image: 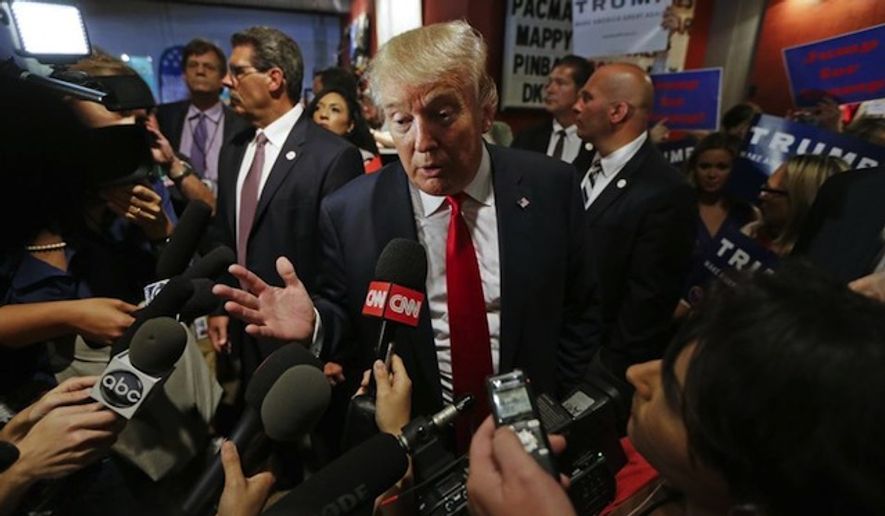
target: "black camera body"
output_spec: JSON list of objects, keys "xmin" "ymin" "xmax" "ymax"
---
[{"xmin": 412, "ymin": 378, "xmax": 626, "ymax": 516}]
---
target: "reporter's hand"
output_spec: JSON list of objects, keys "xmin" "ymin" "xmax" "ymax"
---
[
  {"xmin": 372, "ymin": 356, "xmax": 412, "ymax": 435},
  {"xmin": 144, "ymin": 114, "xmax": 176, "ymax": 167},
  {"xmin": 323, "ymin": 362, "xmax": 345, "ymax": 386},
  {"xmin": 212, "ymin": 257, "xmax": 316, "ymax": 342},
  {"xmin": 68, "ymin": 298, "xmax": 137, "ymax": 345},
  {"xmin": 101, "ymin": 183, "xmax": 173, "ymax": 241},
  {"xmin": 0, "ymin": 376, "xmax": 98, "ymax": 443},
  {"xmin": 467, "ymin": 417, "xmax": 574, "ymax": 516},
  {"xmin": 209, "ymin": 315, "xmax": 230, "ymax": 353},
  {"xmin": 850, "ymin": 271, "xmax": 885, "ymax": 303},
  {"xmin": 12, "ymin": 403, "xmax": 123, "ymax": 482},
  {"xmin": 649, "ymin": 118, "xmax": 670, "ymax": 143},
  {"xmin": 217, "ymin": 441, "xmax": 274, "ymax": 516}
]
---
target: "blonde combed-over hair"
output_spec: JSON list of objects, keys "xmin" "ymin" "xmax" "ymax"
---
[{"xmin": 367, "ymin": 20, "xmax": 498, "ymax": 114}]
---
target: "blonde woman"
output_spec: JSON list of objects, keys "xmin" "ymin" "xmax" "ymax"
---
[{"xmin": 742, "ymin": 155, "xmax": 848, "ymax": 256}]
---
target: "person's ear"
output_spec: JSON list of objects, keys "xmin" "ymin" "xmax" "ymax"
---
[
  {"xmin": 266, "ymin": 68, "xmax": 285, "ymax": 96},
  {"xmin": 609, "ymin": 101, "xmax": 631, "ymax": 125}
]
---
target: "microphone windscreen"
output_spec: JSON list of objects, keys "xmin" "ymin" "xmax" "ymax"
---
[
  {"xmin": 375, "ymin": 238, "xmax": 427, "ymax": 290},
  {"xmin": 263, "ymin": 433, "xmax": 408, "ymax": 516},
  {"xmin": 156, "ymin": 200, "xmax": 213, "ymax": 279},
  {"xmin": 179, "ymin": 278, "xmax": 221, "ymax": 321},
  {"xmin": 244, "ymin": 343, "xmax": 322, "ymax": 409},
  {"xmin": 181, "ymin": 245, "xmax": 236, "ymax": 281},
  {"xmin": 128, "ymin": 317, "xmax": 188, "ymax": 375},
  {"xmin": 0, "ymin": 441, "xmax": 19, "ymax": 473},
  {"xmin": 111, "ymin": 277, "xmax": 194, "ymax": 356},
  {"xmin": 261, "ymin": 365, "xmax": 331, "ymax": 442}
]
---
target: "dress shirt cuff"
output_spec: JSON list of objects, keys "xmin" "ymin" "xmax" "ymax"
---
[{"xmin": 308, "ymin": 307, "xmax": 324, "ymax": 358}]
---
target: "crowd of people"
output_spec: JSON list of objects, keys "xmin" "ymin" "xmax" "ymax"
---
[{"xmin": 1, "ymin": 12, "xmax": 884, "ymax": 516}]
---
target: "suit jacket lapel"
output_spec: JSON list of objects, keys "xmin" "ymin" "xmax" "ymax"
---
[
  {"xmin": 169, "ymin": 101, "xmax": 187, "ymax": 150},
  {"xmin": 220, "ymin": 128, "xmax": 254, "ymax": 233},
  {"xmin": 585, "ymin": 139, "xmax": 651, "ymax": 221},
  {"xmin": 252, "ymin": 115, "xmax": 309, "ymax": 227},
  {"xmin": 489, "ymin": 145, "xmax": 532, "ymax": 374}
]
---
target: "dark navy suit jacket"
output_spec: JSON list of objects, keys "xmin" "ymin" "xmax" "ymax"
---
[
  {"xmin": 313, "ymin": 144, "xmax": 601, "ymax": 416},
  {"xmin": 214, "ymin": 114, "xmax": 363, "ymax": 373}
]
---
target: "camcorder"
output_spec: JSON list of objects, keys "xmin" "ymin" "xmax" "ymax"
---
[{"xmin": 410, "ymin": 375, "xmax": 628, "ymax": 516}]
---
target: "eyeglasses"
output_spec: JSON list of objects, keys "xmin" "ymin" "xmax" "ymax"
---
[
  {"xmin": 227, "ymin": 64, "xmax": 263, "ymax": 84},
  {"xmin": 759, "ymin": 184, "xmax": 789, "ymax": 197}
]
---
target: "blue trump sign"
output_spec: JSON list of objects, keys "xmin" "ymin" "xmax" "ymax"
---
[
  {"xmin": 728, "ymin": 114, "xmax": 884, "ymax": 202},
  {"xmin": 682, "ymin": 225, "xmax": 779, "ymax": 308},
  {"xmin": 650, "ymin": 68, "xmax": 721, "ymax": 131},
  {"xmin": 783, "ymin": 23, "xmax": 885, "ymax": 107}
]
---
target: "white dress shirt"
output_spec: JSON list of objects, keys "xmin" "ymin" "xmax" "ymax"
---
[
  {"xmin": 581, "ymin": 131, "xmax": 648, "ymax": 209},
  {"xmin": 235, "ymin": 104, "xmax": 303, "ymax": 244},
  {"xmin": 409, "ymin": 146, "xmax": 501, "ymax": 402},
  {"xmin": 545, "ymin": 120, "xmax": 582, "ymax": 163}
]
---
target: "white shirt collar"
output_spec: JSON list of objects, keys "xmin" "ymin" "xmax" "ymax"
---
[
  {"xmin": 552, "ymin": 119, "xmax": 578, "ymax": 137},
  {"xmin": 598, "ymin": 131, "xmax": 647, "ymax": 178},
  {"xmin": 257, "ymin": 104, "xmax": 303, "ymax": 148},
  {"xmin": 187, "ymin": 101, "xmax": 223, "ymax": 123},
  {"xmin": 417, "ymin": 145, "xmax": 493, "ymax": 217}
]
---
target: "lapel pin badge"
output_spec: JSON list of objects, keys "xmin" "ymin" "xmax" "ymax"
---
[
  {"xmin": 584, "ymin": 142, "xmax": 594, "ymax": 151},
  {"xmin": 517, "ymin": 197, "xmax": 530, "ymax": 209},
  {"xmin": 616, "ymin": 178, "xmax": 627, "ymax": 189},
  {"xmin": 285, "ymin": 151, "xmax": 296, "ymax": 161}
]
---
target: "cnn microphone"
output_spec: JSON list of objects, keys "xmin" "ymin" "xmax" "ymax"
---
[
  {"xmin": 362, "ymin": 238, "xmax": 428, "ymax": 361},
  {"xmin": 91, "ymin": 317, "xmax": 188, "ymax": 419},
  {"xmin": 156, "ymin": 200, "xmax": 213, "ymax": 279},
  {"xmin": 0, "ymin": 441, "xmax": 19, "ymax": 473},
  {"xmin": 346, "ymin": 239, "xmax": 427, "ymax": 448},
  {"xmin": 263, "ymin": 399, "xmax": 473, "ymax": 516},
  {"xmin": 181, "ymin": 343, "xmax": 328, "ymax": 516}
]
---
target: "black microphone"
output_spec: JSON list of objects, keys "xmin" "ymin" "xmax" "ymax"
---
[
  {"xmin": 180, "ymin": 245, "xmax": 235, "ymax": 281},
  {"xmin": 179, "ymin": 279, "xmax": 222, "ymax": 322},
  {"xmin": 91, "ymin": 317, "xmax": 188, "ymax": 418},
  {"xmin": 111, "ymin": 276, "xmax": 194, "ymax": 356},
  {"xmin": 156, "ymin": 200, "xmax": 213, "ymax": 279},
  {"xmin": 346, "ymin": 239, "xmax": 427, "ymax": 448},
  {"xmin": 263, "ymin": 400, "xmax": 471, "ymax": 516},
  {"xmin": 181, "ymin": 344, "xmax": 327, "ymax": 516},
  {"xmin": 261, "ymin": 365, "xmax": 331, "ymax": 442},
  {"xmin": 0, "ymin": 441, "xmax": 19, "ymax": 473}
]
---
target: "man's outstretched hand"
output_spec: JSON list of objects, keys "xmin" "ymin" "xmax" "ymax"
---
[{"xmin": 212, "ymin": 257, "xmax": 316, "ymax": 342}]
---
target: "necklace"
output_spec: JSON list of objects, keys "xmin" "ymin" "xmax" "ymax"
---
[{"xmin": 26, "ymin": 241, "xmax": 67, "ymax": 252}]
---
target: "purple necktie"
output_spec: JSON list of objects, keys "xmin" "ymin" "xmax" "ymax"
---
[
  {"xmin": 190, "ymin": 113, "xmax": 208, "ymax": 176},
  {"xmin": 238, "ymin": 132, "xmax": 268, "ymax": 266}
]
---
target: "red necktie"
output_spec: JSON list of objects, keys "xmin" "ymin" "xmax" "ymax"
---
[
  {"xmin": 238, "ymin": 132, "xmax": 268, "ymax": 267},
  {"xmin": 445, "ymin": 194, "xmax": 493, "ymax": 450}
]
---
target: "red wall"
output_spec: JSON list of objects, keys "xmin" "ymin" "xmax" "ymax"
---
[{"xmin": 749, "ymin": 0, "xmax": 885, "ymax": 115}]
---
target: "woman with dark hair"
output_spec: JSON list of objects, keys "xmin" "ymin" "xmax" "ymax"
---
[
  {"xmin": 686, "ymin": 132, "xmax": 757, "ymax": 242},
  {"xmin": 308, "ymin": 86, "xmax": 382, "ymax": 173}
]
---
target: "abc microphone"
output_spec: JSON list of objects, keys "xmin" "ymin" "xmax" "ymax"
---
[
  {"xmin": 91, "ymin": 317, "xmax": 188, "ymax": 419},
  {"xmin": 263, "ymin": 399, "xmax": 473, "ymax": 516},
  {"xmin": 181, "ymin": 343, "xmax": 329, "ymax": 516}
]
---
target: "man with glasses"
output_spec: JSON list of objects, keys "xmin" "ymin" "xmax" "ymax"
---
[
  {"xmin": 156, "ymin": 39, "xmax": 249, "ymax": 197},
  {"xmin": 208, "ymin": 27, "xmax": 363, "ymax": 384}
]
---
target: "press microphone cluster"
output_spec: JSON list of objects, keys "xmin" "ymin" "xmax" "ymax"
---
[
  {"xmin": 181, "ymin": 343, "xmax": 331, "ymax": 516},
  {"xmin": 263, "ymin": 398, "xmax": 472, "ymax": 516},
  {"xmin": 91, "ymin": 317, "xmax": 188, "ymax": 419}
]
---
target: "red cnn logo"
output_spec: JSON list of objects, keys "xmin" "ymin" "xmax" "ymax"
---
[
  {"xmin": 361, "ymin": 282, "xmax": 424, "ymax": 327},
  {"xmin": 385, "ymin": 284, "xmax": 424, "ymax": 326},
  {"xmin": 362, "ymin": 281, "xmax": 390, "ymax": 317}
]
